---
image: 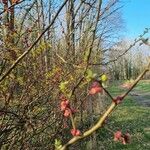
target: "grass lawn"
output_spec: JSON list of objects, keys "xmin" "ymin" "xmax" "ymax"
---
[
  {"xmin": 97, "ymin": 80, "xmax": 150, "ymax": 150},
  {"xmin": 133, "ymin": 80, "xmax": 150, "ymax": 93}
]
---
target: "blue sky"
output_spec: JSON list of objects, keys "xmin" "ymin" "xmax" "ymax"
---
[{"xmin": 122, "ymin": 0, "xmax": 150, "ymax": 38}]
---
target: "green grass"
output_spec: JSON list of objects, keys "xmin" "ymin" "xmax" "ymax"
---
[
  {"xmin": 97, "ymin": 80, "xmax": 150, "ymax": 150},
  {"xmin": 107, "ymin": 81, "xmax": 126, "ymax": 97},
  {"xmin": 134, "ymin": 80, "xmax": 150, "ymax": 92}
]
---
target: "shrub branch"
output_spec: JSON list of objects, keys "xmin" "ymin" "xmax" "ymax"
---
[{"xmin": 60, "ymin": 53, "xmax": 150, "ymax": 150}]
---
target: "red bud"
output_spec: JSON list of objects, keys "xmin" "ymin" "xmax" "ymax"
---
[
  {"xmin": 60, "ymin": 100, "xmax": 69, "ymax": 111},
  {"xmin": 71, "ymin": 129, "xmax": 81, "ymax": 136},
  {"xmin": 63, "ymin": 109, "xmax": 70, "ymax": 117},
  {"xmin": 89, "ymin": 86, "xmax": 103, "ymax": 95}
]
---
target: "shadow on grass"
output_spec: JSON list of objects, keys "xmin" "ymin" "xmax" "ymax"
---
[
  {"xmin": 96, "ymin": 98, "xmax": 150, "ymax": 150},
  {"xmin": 79, "ymin": 98, "xmax": 150, "ymax": 150}
]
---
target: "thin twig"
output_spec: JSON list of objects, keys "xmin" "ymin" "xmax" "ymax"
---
[
  {"xmin": 60, "ymin": 49, "xmax": 150, "ymax": 150},
  {"xmin": 0, "ymin": 0, "xmax": 25, "ymax": 16},
  {"xmin": 0, "ymin": 0, "xmax": 69, "ymax": 83}
]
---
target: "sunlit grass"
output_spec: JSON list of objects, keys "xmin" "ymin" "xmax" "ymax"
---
[{"xmin": 97, "ymin": 80, "xmax": 150, "ymax": 150}]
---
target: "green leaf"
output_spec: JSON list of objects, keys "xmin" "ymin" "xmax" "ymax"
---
[
  {"xmin": 59, "ymin": 81, "xmax": 69, "ymax": 92},
  {"xmin": 55, "ymin": 139, "xmax": 62, "ymax": 150},
  {"xmin": 85, "ymin": 69, "xmax": 97, "ymax": 82},
  {"xmin": 101, "ymin": 74, "xmax": 108, "ymax": 82}
]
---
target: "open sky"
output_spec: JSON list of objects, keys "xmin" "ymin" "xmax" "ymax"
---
[{"xmin": 122, "ymin": 0, "xmax": 150, "ymax": 38}]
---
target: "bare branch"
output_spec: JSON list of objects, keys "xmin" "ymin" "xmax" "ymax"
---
[{"xmin": 0, "ymin": 0, "xmax": 69, "ymax": 83}]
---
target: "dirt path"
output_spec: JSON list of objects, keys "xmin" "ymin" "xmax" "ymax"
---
[{"xmin": 130, "ymin": 90, "xmax": 150, "ymax": 107}]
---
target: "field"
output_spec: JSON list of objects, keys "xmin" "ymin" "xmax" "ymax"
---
[{"xmin": 96, "ymin": 80, "xmax": 150, "ymax": 150}]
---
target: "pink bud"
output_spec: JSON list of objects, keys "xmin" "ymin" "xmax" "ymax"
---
[
  {"xmin": 63, "ymin": 109, "xmax": 70, "ymax": 117},
  {"xmin": 60, "ymin": 100, "xmax": 69, "ymax": 111},
  {"xmin": 114, "ymin": 131, "xmax": 122, "ymax": 141},
  {"xmin": 71, "ymin": 129, "xmax": 81, "ymax": 136},
  {"xmin": 89, "ymin": 86, "xmax": 103, "ymax": 95},
  {"xmin": 113, "ymin": 96, "xmax": 123, "ymax": 104},
  {"xmin": 122, "ymin": 133, "xmax": 130, "ymax": 144}
]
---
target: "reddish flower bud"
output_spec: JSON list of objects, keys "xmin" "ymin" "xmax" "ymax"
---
[
  {"xmin": 60, "ymin": 100, "xmax": 69, "ymax": 111},
  {"xmin": 113, "ymin": 96, "xmax": 123, "ymax": 104},
  {"xmin": 75, "ymin": 129, "xmax": 81, "ymax": 136},
  {"xmin": 114, "ymin": 131, "xmax": 130, "ymax": 145},
  {"xmin": 89, "ymin": 86, "xmax": 103, "ymax": 95},
  {"xmin": 89, "ymin": 81, "xmax": 103, "ymax": 95},
  {"xmin": 63, "ymin": 109, "xmax": 70, "ymax": 117},
  {"xmin": 114, "ymin": 131, "xmax": 122, "ymax": 141},
  {"xmin": 122, "ymin": 133, "xmax": 130, "ymax": 144},
  {"xmin": 71, "ymin": 129, "xmax": 81, "ymax": 136}
]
